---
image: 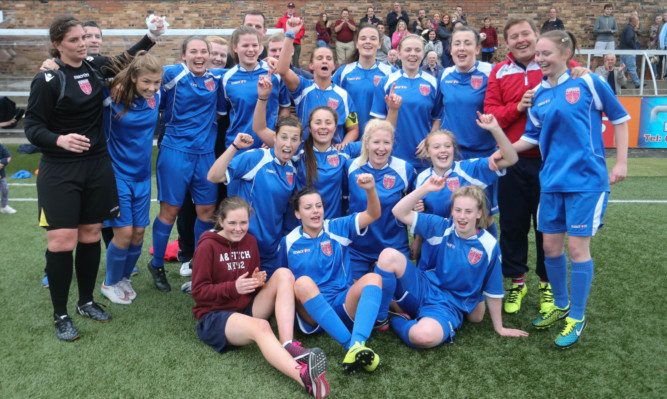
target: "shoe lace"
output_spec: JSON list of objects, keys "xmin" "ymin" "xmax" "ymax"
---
[
  {"xmin": 506, "ymin": 286, "xmax": 522, "ymax": 303},
  {"xmin": 561, "ymin": 319, "xmax": 577, "ymax": 336},
  {"xmin": 539, "ymin": 285, "xmax": 554, "ymax": 303}
]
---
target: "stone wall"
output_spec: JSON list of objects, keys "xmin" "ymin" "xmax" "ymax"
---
[{"xmin": 0, "ymin": 0, "xmax": 662, "ymax": 77}]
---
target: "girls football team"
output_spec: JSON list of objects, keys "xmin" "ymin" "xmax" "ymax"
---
[{"xmin": 26, "ymin": 12, "xmax": 629, "ymax": 398}]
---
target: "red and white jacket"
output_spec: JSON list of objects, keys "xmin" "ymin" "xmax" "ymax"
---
[{"xmin": 484, "ymin": 52, "xmax": 578, "ymax": 158}]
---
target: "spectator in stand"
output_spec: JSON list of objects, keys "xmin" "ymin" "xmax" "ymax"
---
[
  {"xmin": 387, "ymin": 2, "xmax": 409, "ymax": 35},
  {"xmin": 594, "ymin": 54, "xmax": 627, "ymax": 94},
  {"xmin": 0, "ymin": 143, "xmax": 16, "ymax": 214},
  {"xmin": 422, "ymin": 29, "xmax": 443, "ymax": 62},
  {"xmin": 631, "ymin": 10, "xmax": 642, "ymax": 40},
  {"xmin": 431, "ymin": 13, "xmax": 441, "ymax": 30},
  {"xmin": 243, "ymin": 10, "xmax": 269, "ymax": 60},
  {"xmin": 360, "ymin": 7, "xmax": 381, "ymax": 26},
  {"xmin": 334, "ymin": 9, "xmax": 357, "ymax": 66},
  {"xmin": 420, "ymin": 50, "xmax": 444, "ymax": 78},
  {"xmin": 276, "ymin": 3, "xmax": 305, "ymax": 67},
  {"xmin": 316, "ymin": 13, "xmax": 332, "ymax": 48},
  {"xmin": 480, "ymin": 17, "xmax": 498, "ymax": 62},
  {"xmin": 438, "ymin": 14, "xmax": 455, "ymax": 67},
  {"xmin": 541, "ymin": 8, "xmax": 565, "ymax": 33},
  {"xmin": 593, "ymin": 4, "xmax": 618, "ymax": 52},
  {"xmin": 413, "ymin": 9, "xmax": 427, "ymax": 34},
  {"xmin": 376, "ymin": 22, "xmax": 392, "ymax": 63},
  {"xmin": 83, "ymin": 21, "xmax": 103, "ymax": 56},
  {"xmin": 455, "ymin": 6, "xmax": 467, "ymax": 24},
  {"xmin": 660, "ymin": 11, "xmax": 667, "ymax": 78},
  {"xmin": 649, "ymin": 15, "xmax": 663, "ymax": 77},
  {"xmin": 451, "ymin": 14, "xmax": 464, "ymax": 29},
  {"xmin": 391, "ymin": 20, "xmax": 409, "ymax": 50},
  {"xmin": 620, "ymin": 15, "xmax": 642, "ymax": 88},
  {"xmin": 386, "ymin": 49, "xmax": 400, "ymax": 68}
]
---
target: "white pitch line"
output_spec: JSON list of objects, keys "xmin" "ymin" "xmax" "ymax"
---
[{"xmin": 8, "ymin": 198, "xmax": 667, "ymax": 203}]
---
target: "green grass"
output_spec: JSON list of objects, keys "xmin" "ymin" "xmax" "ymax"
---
[{"xmin": 1, "ymin": 144, "xmax": 666, "ymax": 398}]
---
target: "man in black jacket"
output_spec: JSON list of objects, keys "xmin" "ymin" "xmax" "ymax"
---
[{"xmin": 620, "ymin": 15, "xmax": 641, "ymax": 88}]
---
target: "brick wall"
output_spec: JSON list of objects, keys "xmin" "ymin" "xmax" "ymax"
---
[{"xmin": 0, "ymin": 0, "xmax": 663, "ymax": 77}]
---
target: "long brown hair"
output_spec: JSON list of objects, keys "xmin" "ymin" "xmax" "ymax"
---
[
  {"xmin": 49, "ymin": 15, "xmax": 82, "ymax": 58},
  {"xmin": 108, "ymin": 51, "xmax": 163, "ymax": 118},
  {"xmin": 213, "ymin": 196, "xmax": 252, "ymax": 230},
  {"xmin": 303, "ymin": 106, "xmax": 338, "ymax": 187}
]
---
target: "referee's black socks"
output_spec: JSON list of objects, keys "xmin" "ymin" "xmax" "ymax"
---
[
  {"xmin": 45, "ymin": 250, "xmax": 74, "ymax": 316},
  {"xmin": 75, "ymin": 241, "xmax": 101, "ymax": 306}
]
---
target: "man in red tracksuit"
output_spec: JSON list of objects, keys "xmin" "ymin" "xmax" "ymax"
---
[
  {"xmin": 484, "ymin": 18, "xmax": 580, "ymax": 316},
  {"xmin": 276, "ymin": 2, "xmax": 306, "ymax": 67}
]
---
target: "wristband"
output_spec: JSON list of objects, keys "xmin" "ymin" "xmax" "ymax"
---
[
  {"xmin": 286, "ymin": 30, "xmax": 296, "ymax": 39},
  {"xmin": 232, "ymin": 143, "xmax": 241, "ymax": 151},
  {"xmin": 257, "ymin": 97, "xmax": 268, "ymax": 101}
]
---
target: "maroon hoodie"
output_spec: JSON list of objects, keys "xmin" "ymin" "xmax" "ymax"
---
[{"xmin": 191, "ymin": 231, "xmax": 261, "ymax": 320}]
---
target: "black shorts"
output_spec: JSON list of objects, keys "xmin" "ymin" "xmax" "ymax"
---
[
  {"xmin": 196, "ymin": 300, "xmax": 254, "ymax": 353},
  {"xmin": 37, "ymin": 155, "xmax": 119, "ymax": 230}
]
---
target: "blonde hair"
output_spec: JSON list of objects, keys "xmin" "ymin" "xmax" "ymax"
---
[
  {"xmin": 398, "ymin": 33, "xmax": 425, "ymax": 51},
  {"xmin": 205, "ymin": 35, "xmax": 228, "ymax": 46},
  {"xmin": 358, "ymin": 119, "xmax": 395, "ymax": 165},
  {"xmin": 419, "ymin": 129, "xmax": 459, "ymax": 161},
  {"xmin": 451, "ymin": 186, "xmax": 489, "ymax": 229},
  {"xmin": 213, "ymin": 196, "xmax": 252, "ymax": 230}
]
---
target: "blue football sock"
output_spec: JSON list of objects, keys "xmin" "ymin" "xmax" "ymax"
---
[
  {"xmin": 194, "ymin": 218, "xmax": 214, "ymax": 251},
  {"xmin": 105, "ymin": 241, "xmax": 128, "ymax": 286},
  {"xmin": 486, "ymin": 220, "xmax": 498, "ymax": 239},
  {"xmin": 350, "ymin": 285, "xmax": 382, "ymax": 346},
  {"xmin": 390, "ymin": 317, "xmax": 420, "ymax": 349},
  {"xmin": 303, "ymin": 294, "xmax": 351, "ymax": 349},
  {"xmin": 373, "ymin": 265, "xmax": 396, "ymax": 322},
  {"xmin": 123, "ymin": 242, "xmax": 143, "ymax": 279},
  {"xmin": 569, "ymin": 259, "xmax": 594, "ymax": 321},
  {"xmin": 545, "ymin": 253, "xmax": 569, "ymax": 309},
  {"xmin": 151, "ymin": 217, "xmax": 173, "ymax": 268}
]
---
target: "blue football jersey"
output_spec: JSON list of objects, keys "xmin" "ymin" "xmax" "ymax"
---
[
  {"xmin": 412, "ymin": 212, "xmax": 504, "ymax": 314},
  {"xmin": 103, "ymin": 89, "xmax": 160, "ymax": 180},
  {"xmin": 278, "ymin": 214, "xmax": 365, "ymax": 303},
  {"xmin": 440, "ymin": 61, "xmax": 497, "ymax": 154},
  {"xmin": 226, "ymin": 148, "xmax": 296, "ymax": 260},
  {"xmin": 522, "ymin": 71, "xmax": 630, "ymax": 193},
  {"xmin": 220, "ymin": 61, "xmax": 290, "ymax": 150},
  {"xmin": 370, "ymin": 71, "xmax": 443, "ymax": 167},
  {"xmin": 159, "ymin": 63, "xmax": 222, "ymax": 154},
  {"xmin": 332, "ymin": 61, "xmax": 394, "ymax": 137}
]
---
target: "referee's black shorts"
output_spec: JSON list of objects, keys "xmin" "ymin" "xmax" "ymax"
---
[{"xmin": 37, "ymin": 155, "xmax": 119, "ymax": 230}]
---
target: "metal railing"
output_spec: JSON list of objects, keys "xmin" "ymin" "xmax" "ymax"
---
[{"xmin": 579, "ymin": 49, "xmax": 667, "ymax": 96}]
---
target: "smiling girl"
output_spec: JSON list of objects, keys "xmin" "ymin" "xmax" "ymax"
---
[
  {"xmin": 148, "ymin": 36, "xmax": 222, "ymax": 293},
  {"xmin": 504, "ymin": 30, "xmax": 629, "ymax": 348},
  {"xmin": 376, "ymin": 182, "xmax": 528, "ymax": 349},
  {"xmin": 371, "ymin": 34, "xmax": 443, "ymax": 171},
  {"xmin": 192, "ymin": 196, "xmax": 329, "ymax": 399},
  {"xmin": 333, "ymin": 24, "xmax": 393, "ymax": 136},
  {"xmin": 100, "ymin": 51, "xmax": 162, "ymax": 305},
  {"xmin": 220, "ymin": 26, "xmax": 290, "ymax": 151},
  {"xmin": 207, "ymin": 118, "xmax": 302, "ymax": 278}
]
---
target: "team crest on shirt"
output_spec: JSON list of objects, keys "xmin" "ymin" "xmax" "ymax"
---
[
  {"xmin": 446, "ymin": 177, "xmax": 459, "ymax": 191},
  {"xmin": 374, "ymin": 75, "xmax": 382, "ymax": 86},
  {"xmin": 468, "ymin": 248, "xmax": 483, "ymax": 265},
  {"xmin": 383, "ymin": 174, "xmax": 396, "ymax": 189},
  {"xmin": 565, "ymin": 87, "xmax": 580, "ymax": 104},
  {"xmin": 471, "ymin": 75, "xmax": 483, "ymax": 90},
  {"xmin": 327, "ymin": 98, "xmax": 339, "ymax": 109},
  {"xmin": 419, "ymin": 84, "xmax": 430, "ymax": 96},
  {"xmin": 78, "ymin": 79, "xmax": 92, "ymax": 95},
  {"xmin": 205, "ymin": 78, "xmax": 215, "ymax": 91},
  {"xmin": 320, "ymin": 240, "xmax": 333, "ymax": 256},
  {"xmin": 286, "ymin": 171, "xmax": 294, "ymax": 186},
  {"xmin": 147, "ymin": 96, "xmax": 156, "ymax": 109},
  {"xmin": 327, "ymin": 154, "xmax": 340, "ymax": 167}
]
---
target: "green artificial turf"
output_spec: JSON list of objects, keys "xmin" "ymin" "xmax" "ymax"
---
[{"xmin": 0, "ymin": 145, "xmax": 665, "ymax": 398}]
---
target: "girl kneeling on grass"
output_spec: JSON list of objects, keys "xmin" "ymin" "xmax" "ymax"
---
[
  {"xmin": 499, "ymin": 30, "xmax": 629, "ymax": 348},
  {"xmin": 277, "ymin": 176, "xmax": 393, "ymax": 373},
  {"xmin": 191, "ymin": 196, "xmax": 329, "ymax": 398},
  {"xmin": 376, "ymin": 183, "xmax": 528, "ymax": 349}
]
